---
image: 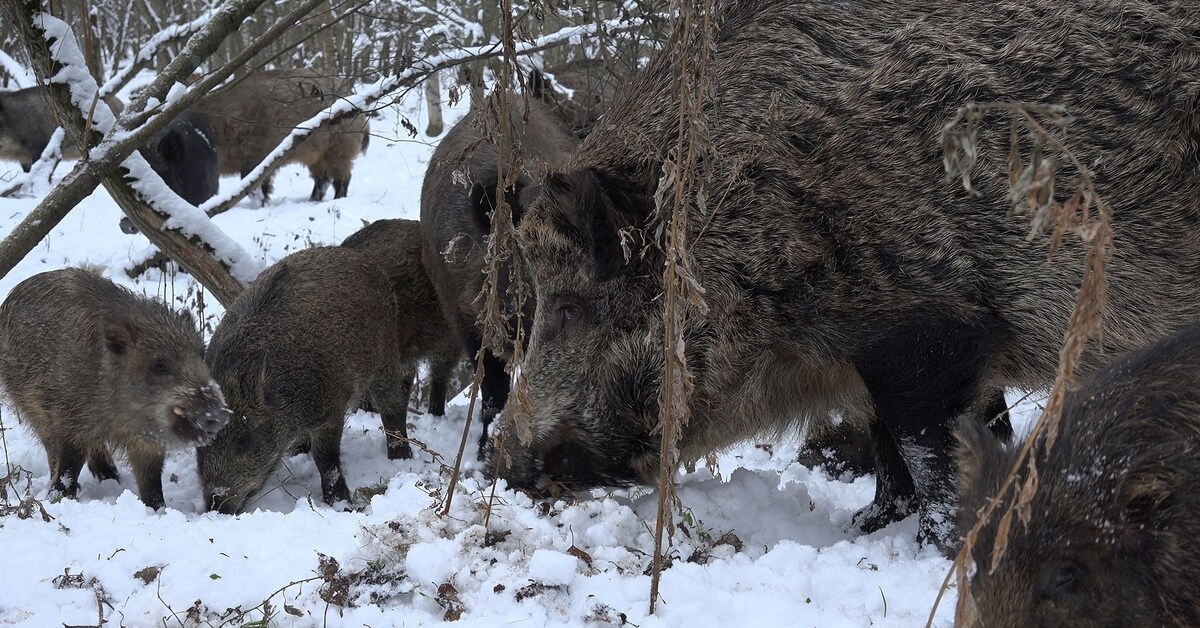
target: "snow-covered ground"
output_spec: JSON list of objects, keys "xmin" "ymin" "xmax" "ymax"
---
[{"xmin": 0, "ymin": 83, "xmax": 1045, "ymax": 627}]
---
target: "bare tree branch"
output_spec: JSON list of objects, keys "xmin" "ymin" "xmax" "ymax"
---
[{"xmin": 0, "ymin": 0, "xmax": 326, "ymax": 304}]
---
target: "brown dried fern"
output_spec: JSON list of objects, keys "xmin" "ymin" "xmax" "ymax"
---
[{"xmin": 441, "ymin": 0, "xmax": 531, "ymax": 520}]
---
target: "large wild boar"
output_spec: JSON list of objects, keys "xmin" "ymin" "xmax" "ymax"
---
[
  {"xmin": 957, "ymin": 324, "xmax": 1200, "ymax": 627},
  {"xmin": 0, "ymin": 268, "xmax": 230, "ymax": 509},
  {"xmin": 420, "ymin": 89, "xmax": 578, "ymax": 456},
  {"xmin": 193, "ymin": 69, "xmax": 370, "ymax": 202},
  {"xmin": 196, "ymin": 247, "xmax": 412, "ymax": 514},
  {"xmin": 495, "ymin": 0, "xmax": 1200, "ymax": 550}
]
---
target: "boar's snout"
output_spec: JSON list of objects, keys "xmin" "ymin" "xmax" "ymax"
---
[
  {"xmin": 205, "ymin": 488, "xmax": 244, "ymax": 515},
  {"xmin": 170, "ymin": 382, "xmax": 232, "ymax": 445},
  {"xmin": 487, "ymin": 417, "xmax": 650, "ymax": 496}
]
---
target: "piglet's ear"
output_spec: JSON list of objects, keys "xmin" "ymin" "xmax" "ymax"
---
[
  {"xmin": 954, "ymin": 416, "xmax": 1010, "ymax": 532},
  {"xmin": 545, "ymin": 168, "xmax": 644, "ymax": 281},
  {"xmin": 104, "ymin": 321, "xmax": 137, "ymax": 356},
  {"xmin": 1117, "ymin": 445, "xmax": 1182, "ymax": 529}
]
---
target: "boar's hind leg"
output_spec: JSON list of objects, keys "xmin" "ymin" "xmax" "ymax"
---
[
  {"xmin": 46, "ymin": 441, "xmax": 87, "ymax": 499},
  {"xmin": 126, "ymin": 443, "xmax": 166, "ymax": 510},
  {"xmin": 852, "ymin": 317, "xmax": 997, "ymax": 551},
  {"xmin": 86, "ymin": 448, "xmax": 120, "ymax": 483},
  {"xmin": 331, "ymin": 174, "xmax": 350, "ymax": 199},
  {"xmin": 309, "ymin": 175, "xmax": 330, "ymax": 202},
  {"xmin": 427, "ymin": 358, "xmax": 456, "ymax": 417},
  {"xmin": 308, "ymin": 416, "xmax": 351, "ymax": 505},
  {"xmin": 465, "ymin": 333, "xmax": 511, "ymax": 461},
  {"xmin": 372, "ymin": 364, "xmax": 417, "ymax": 460}
]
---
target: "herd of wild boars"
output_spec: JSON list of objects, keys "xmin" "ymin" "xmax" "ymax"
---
[
  {"xmin": 0, "ymin": 69, "xmax": 370, "ymax": 207},
  {"xmin": 2, "ymin": 0, "xmax": 1200, "ymax": 617}
]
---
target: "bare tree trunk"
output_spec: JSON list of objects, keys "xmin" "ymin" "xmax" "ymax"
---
[
  {"xmin": 0, "ymin": 0, "xmax": 320, "ymax": 305},
  {"xmin": 76, "ymin": 0, "xmax": 102, "ymax": 80},
  {"xmin": 424, "ymin": 68, "xmax": 443, "ymax": 136}
]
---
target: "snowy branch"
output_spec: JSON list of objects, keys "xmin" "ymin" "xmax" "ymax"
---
[
  {"xmin": 97, "ymin": 10, "xmax": 214, "ymax": 99},
  {"xmin": 0, "ymin": 0, "xmax": 326, "ymax": 304},
  {"xmin": 200, "ymin": 16, "xmax": 648, "ymax": 219},
  {"xmin": 0, "ymin": 50, "xmax": 33, "ymax": 87}
]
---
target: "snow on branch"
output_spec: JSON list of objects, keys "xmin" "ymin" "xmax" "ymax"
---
[
  {"xmin": 98, "ymin": 10, "xmax": 215, "ymax": 99},
  {"xmin": 30, "ymin": 10, "xmax": 261, "ymax": 283},
  {"xmin": 0, "ymin": 50, "xmax": 33, "ymax": 87}
]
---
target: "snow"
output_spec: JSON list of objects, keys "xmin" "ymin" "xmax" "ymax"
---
[
  {"xmin": 0, "ymin": 77, "xmax": 1049, "ymax": 626},
  {"xmin": 0, "ymin": 50, "xmax": 34, "ymax": 89}
]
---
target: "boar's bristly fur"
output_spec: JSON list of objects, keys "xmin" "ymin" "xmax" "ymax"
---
[
  {"xmin": 957, "ymin": 324, "xmax": 1200, "ymax": 627},
  {"xmin": 499, "ymin": 0, "xmax": 1200, "ymax": 550}
]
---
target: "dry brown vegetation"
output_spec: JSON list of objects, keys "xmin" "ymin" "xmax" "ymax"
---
[{"xmin": 932, "ymin": 102, "xmax": 1115, "ymax": 626}]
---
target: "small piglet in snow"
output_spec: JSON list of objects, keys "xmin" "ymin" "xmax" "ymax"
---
[
  {"xmin": 0, "ymin": 268, "xmax": 231, "ymax": 509},
  {"xmin": 339, "ymin": 218, "xmax": 463, "ymax": 437},
  {"xmin": 957, "ymin": 323, "xmax": 1200, "ymax": 627},
  {"xmin": 197, "ymin": 246, "xmax": 412, "ymax": 514}
]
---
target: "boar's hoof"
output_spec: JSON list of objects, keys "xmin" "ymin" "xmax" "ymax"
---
[
  {"xmin": 321, "ymin": 472, "xmax": 351, "ymax": 506},
  {"xmin": 851, "ymin": 497, "xmax": 916, "ymax": 535},
  {"xmin": 387, "ymin": 441, "xmax": 413, "ymax": 461}
]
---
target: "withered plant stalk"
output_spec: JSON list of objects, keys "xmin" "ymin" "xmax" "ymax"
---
[
  {"xmin": 927, "ymin": 102, "xmax": 1114, "ymax": 627},
  {"xmin": 649, "ymin": 0, "xmax": 711, "ymax": 615}
]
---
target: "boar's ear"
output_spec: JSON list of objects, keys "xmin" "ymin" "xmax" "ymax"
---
[
  {"xmin": 469, "ymin": 171, "xmax": 533, "ymax": 233},
  {"xmin": 176, "ymin": 308, "xmax": 196, "ymax": 329},
  {"xmin": 1117, "ymin": 445, "xmax": 1182, "ymax": 529},
  {"xmin": 104, "ymin": 320, "xmax": 138, "ymax": 355},
  {"xmin": 157, "ymin": 128, "xmax": 185, "ymax": 166},
  {"xmin": 546, "ymin": 168, "xmax": 643, "ymax": 281},
  {"xmin": 518, "ymin": 182, "xmax": 543, "ymax": 212},
  {"xmin": 954, "ymin": 416, "xmax": 1010, "ymax": 531}
]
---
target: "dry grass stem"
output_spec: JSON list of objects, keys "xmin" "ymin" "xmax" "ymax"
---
[{"xmin": 928, "ymin": 102, "xmax": 1114, "ymax": 626}]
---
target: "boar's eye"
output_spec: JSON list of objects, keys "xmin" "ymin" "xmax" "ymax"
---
[
  {"xmin": 558, "ymin": 304, "xmax": 581, "ymax": 333},
  {"xmin": 1042, "ymin": 560, "xmax": 1083, "ymax": 598},
  {"xmin": 151, "ymin": 361, "xmax": 172, "ymax": 377}
]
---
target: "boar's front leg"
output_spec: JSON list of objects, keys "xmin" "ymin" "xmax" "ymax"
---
[
  {"xmin": 309, "ymin": 416, "xmax": 351, "ymax": 505},
  {"xmin": 851, "ymin": 316, "xmax": 997, "ymax": 552}
]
